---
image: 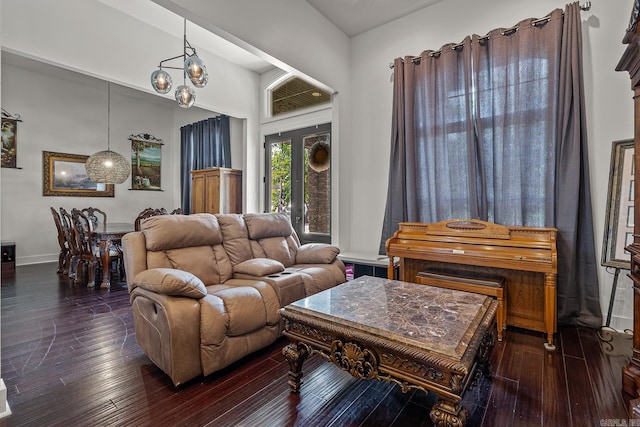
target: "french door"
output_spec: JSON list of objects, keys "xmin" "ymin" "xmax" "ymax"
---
[{"xmin": 265, "ymin": 123, "xmax": 331, "ymax": 244}]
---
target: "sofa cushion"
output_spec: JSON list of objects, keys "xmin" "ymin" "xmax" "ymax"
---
[
  {"xmin": 250, "ymin": 237, "xmax": 295, "ymax": 266},
  {"xmin": 133, "ymin": 268, "xmax": 207, "ymax": 298},
  {"xmin": 163, "ymin": 245, "xmax": 232, "ymax": 286},
  {"xmin": 244, "ymin": 213, "xmax": 293, "ymax": 239},
  {"xmin": 233, "ymin": 258, "xmax": 285, "ymax": 276},
  {"xmin": 216, "ymin": 214, "xmax": 253, "ymax": 265},
  {"xmin": 143, "ymin": 213, "xmax": 222, "ymax": 251},
  {"xmin": 296, "ymin": 243, "xmax": 340, "ymax": 264}
]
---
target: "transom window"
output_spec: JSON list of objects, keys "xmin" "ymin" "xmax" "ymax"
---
[{"xmin": 270, "ymin": 77, "xmax": 331, "ymax": 116}]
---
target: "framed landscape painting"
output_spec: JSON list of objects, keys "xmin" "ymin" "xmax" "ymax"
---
[
  {"xmin": 131, "ymin": 137, "xmax": 163, "ymax": 191},
  {"xmin": 43, "ymin": 151, "xmax": 114, "ymax": 197}
]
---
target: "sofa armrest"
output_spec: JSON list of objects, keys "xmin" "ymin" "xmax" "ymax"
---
[
  {"xmin": 130, "ymin": 287, "xmax": 202, "ymax": 386},
  {"xmin": 133, "ymin": 268, "xmax": 207, "ymax": 299},
  {"xmin": 122, "ymin": 232, "xmax": 148, "ymax": 294},
  {"xmin": 295, "ymin": 243, "xmax": 340, "ymax": 264}
]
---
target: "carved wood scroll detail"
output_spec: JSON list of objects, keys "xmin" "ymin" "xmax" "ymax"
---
[{"xmin": 330, "ymin": 340, "xmax": 378, "ymax": 380}]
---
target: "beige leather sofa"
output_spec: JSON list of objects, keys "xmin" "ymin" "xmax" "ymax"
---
[{"xmin": 121, "ymin": 212, "xmax": 345, "ymax": 386}]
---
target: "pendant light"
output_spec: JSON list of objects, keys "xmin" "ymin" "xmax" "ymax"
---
[
  {"xmin": 150, "ymin": 18, "xmax": 208, "ymax": 108},
  {"xmin": 85, "ymin": 83, "xmax": 131, "ymax": 184}
]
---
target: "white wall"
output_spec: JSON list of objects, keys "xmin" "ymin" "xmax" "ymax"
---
[
  {"xmin": 1, "ymin": 0, "xmax": 261, "ymax": 211},
  {"xmin": 0, "ymin": 60, "xmax": 235, "ymax": 264}
]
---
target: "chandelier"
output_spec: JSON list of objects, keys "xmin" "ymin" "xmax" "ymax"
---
[
  {"xmin": 150, "ymin": 19, "xmax": 208, "ymax": 108},
  {"xmin": 85, "ymin": 83, "xmax": 131, "ymax": 184}
]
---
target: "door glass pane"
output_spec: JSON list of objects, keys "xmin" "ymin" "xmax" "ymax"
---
[
  {"xmin": 269, "ymin": 140, "xmax": 291, "ymax": 215},
  {"xmin": 304, "ymin": 132, "xmax": 330, "ymax": 234},
  {"xmin": 265, "ymin": 123, "xmax": 331, "ymax": 244}
]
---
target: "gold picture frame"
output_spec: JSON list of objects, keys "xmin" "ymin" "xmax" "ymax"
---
[
  {"xmin": 43, "ymin": 151, "xmax": 114, "ymax": 197},
  {"xmin": 601, "ymin": 139, "xmax": 634, "ymax": 269}
]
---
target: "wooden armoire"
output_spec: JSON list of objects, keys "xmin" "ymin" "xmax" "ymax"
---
[
  {"xmin": 190, "ymin": 167, "xmax": 243, "ymax": 214},
  {"xmin": 616, "ymin": 0, "xmax": 640, "ymax": 411}
]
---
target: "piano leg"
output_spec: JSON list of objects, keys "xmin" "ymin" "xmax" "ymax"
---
[{"xmin": 544, "ymin": 273, "xmax": 557, "ymax": 351}]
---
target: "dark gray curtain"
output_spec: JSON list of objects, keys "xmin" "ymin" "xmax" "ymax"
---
[
  {"xmin": 379, "ymin": 3, "xmax": 602, "ymax": 327},
  {"xmin": 180, "ymin": 115, "xmax": 231, "ymax": 213},
  {"xmin": 554, "ymin": 3, "xmax": 601, "ymax": 327}
]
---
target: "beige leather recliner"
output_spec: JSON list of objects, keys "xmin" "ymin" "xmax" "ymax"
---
[{"xmin": 121, "ymin": 212, "xmax": 345, "ymax": 386}]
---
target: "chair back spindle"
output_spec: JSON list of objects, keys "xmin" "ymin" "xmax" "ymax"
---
[{"xmin": 134, "ymin": 207, "xmax": 183, "ymax": 231}]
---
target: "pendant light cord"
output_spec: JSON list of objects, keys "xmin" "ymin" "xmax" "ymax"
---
[
  {"xmin": 183, "ymin": 19, "xmax": 187, "ymax": 85},
  {"xmin": 107, "ymin": 82, "xmax": 111, "ymax": 152}
]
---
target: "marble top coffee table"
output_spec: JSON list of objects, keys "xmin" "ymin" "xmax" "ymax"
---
[{"xmin": 280, "ymin": 275, "xmax": 498, "ymax": 427}]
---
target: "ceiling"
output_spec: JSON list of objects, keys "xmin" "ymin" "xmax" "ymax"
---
[
  {"xmin": 306, "ymin": 0, "xmax": 444, "ymax": 37},
  {"xmin": 99, "ymin": 0, "xmax": 444, "ymax": 72}
]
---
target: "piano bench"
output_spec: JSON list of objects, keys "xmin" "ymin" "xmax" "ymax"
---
[{"xmin": 416, "ymin": 268, "xmax": 506, "ymax": 341}]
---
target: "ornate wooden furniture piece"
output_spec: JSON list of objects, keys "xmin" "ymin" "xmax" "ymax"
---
[
  {"xmin": 59, "ymin": 208, "xmax": 79, "ymax": 279},
  {"xmin": 190, "ymin": 167, "xmax": 242, "ymax": 214},
  {"xmin": 70, "ymin": 208, "xmax": 101, "ymax": 287},
  {"xmin": 281, "ymin": 276, "xmax": 497, "ymax": 427},
  {"xmin": 385, "ymin": 219, "xmax": 558, "ymax": 350},
  {"xmin": 50, "ymin": 207, "xmax": 70, "ymax": 274},
  {"xmin": 91, "ymin": 222, "xmax": 132, "ymax": 289},
  {"xmin": 616, "ymin": 0, "xmax": 640, "ymax": 408},
  {"xmin": 81, "ymin": 206, "xmax": 107, "ymax": 229}
]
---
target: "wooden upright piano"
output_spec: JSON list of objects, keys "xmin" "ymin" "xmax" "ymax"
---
[{"xmin": 385, "ymin": 219, "xmax": 558, "ymax": 350}]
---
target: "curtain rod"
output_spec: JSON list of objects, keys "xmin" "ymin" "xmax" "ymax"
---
[{"xmin": 389, "ymin": 1, "xmax": 591, "ymax": 69}]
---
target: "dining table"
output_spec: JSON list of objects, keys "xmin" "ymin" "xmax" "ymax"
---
[{"xmin": 92, "ymin": 222, "xmax": 134, "ymax": 289}]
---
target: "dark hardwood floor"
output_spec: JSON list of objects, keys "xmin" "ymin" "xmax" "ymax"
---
[{"xmin": 0, "ymin": 262, "xmax": 631, "ymax": 426}]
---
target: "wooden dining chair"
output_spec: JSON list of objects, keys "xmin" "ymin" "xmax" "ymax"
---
[
  {"xmin": 50, "ymin": 207, "xmax": 70, "ymax": 274},
  {"xmin": 81, "ymin": 207, "xmax": 107, "ymax": 230},
  {"xmin": 71, "ymin": 208, "xmax": 124, "ymax": 286},
  {"xmin": 70, "ymin": 208, "xmax": 99, "ymax": 286},
  {"xmin": 59, "ymin": 207, "xmax": 79, "ymax": 279},
  {"xmin": 134, "ymin": 207, "xmax": 183, "ymax": 231}
]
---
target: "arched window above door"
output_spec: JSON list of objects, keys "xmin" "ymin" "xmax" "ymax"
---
[{"xmin": 270, "ymin": 76, "xmax": 331, "ymax": 116}]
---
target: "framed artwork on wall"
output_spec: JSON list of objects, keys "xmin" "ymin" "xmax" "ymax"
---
[
  {"xmin": 42, "ymin": 151, "xmax": 114, "ymax": 197},
  {"xmin": 601, "ymin": 139, "xmax": 634, "ymax": 269},
  {"xmin": 1, "ymin": 108, "xmax": 21, "ymax": 168},
  {"xmin": 130, "ymin": 133, "xmax": 163, "ymax": 191}
]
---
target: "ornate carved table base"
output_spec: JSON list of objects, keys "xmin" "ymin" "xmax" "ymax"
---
[
  {"xmin": 280, "ymin": 276, "xmax": 498, "ymax": 427},
  {"xmin": 93, "ymin": 223, "xmax": 133, "ymax": 289}
]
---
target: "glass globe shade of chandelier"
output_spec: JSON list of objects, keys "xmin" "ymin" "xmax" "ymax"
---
[
  {"xmin": 150, "ymin": 69, "xmax": 173, "ymax": 94},
  {"xmin": 175, "ymin": 84, "xmax": 196, "ymax": 108},
  {"xmin": 185, "ymin": 56, "xmax": 208, "ymax": 88},
  {"xmin": 85, "ymin": 83, "xmax": 131, "ymax": 184}
]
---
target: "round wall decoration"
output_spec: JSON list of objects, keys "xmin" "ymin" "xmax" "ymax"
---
[{"xmin": 308, "ymin": 141, "xmax": 330, "ymax": 172}]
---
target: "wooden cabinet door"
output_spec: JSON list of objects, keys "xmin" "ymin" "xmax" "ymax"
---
[{"xmin": 191, "ymin": 173, "xmax": 207, "ymax": 214}]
